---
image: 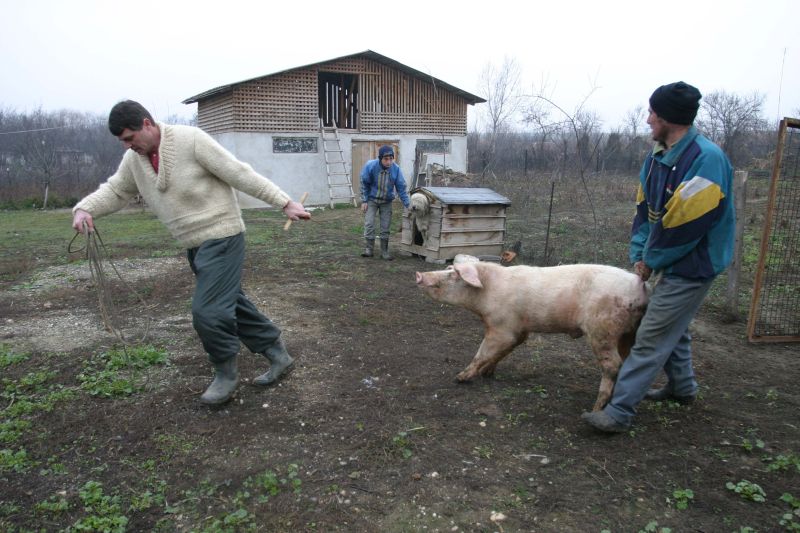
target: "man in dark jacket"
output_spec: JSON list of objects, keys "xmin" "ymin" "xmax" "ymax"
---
[{"xmin": 583, "ymin": 82, "xmax": 735, "ymax": 432}]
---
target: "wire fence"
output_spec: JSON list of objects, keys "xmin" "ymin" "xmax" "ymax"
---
[{"xmin": 748, "ymin": 117, "xmax": 800, "ymax": 342}]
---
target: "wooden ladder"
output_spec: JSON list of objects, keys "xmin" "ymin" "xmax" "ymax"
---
[{"xmin": 320, "ymin": 119, "xmax": 357, "ymax": 208}]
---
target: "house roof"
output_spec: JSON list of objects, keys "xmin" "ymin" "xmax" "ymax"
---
[
  {"xmin": 182, "ymin": 50, "xmax": 486, "ymax": 105},
  {"xmin": 422, "ymin": 187, "xmax": 511, "ymax": 206}
]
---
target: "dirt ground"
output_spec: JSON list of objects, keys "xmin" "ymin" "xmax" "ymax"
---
[{"xmin": 1, "ymin": 206, "xmax": 799, "ymax": 532}]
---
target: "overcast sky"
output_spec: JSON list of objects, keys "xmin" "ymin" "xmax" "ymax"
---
[{"xmin": 2, "ymin": 0, "xmax": 798, "ymax": 131}]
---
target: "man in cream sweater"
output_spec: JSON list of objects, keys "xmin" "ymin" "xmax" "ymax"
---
[{"xmin": 72, "ymin": 100, "xmax": 311, "ymax": 405}]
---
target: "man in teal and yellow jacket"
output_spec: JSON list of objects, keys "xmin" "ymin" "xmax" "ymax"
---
[{"xmin": 583, "ymin": 81, "xmax": 735, "ymax": 432}]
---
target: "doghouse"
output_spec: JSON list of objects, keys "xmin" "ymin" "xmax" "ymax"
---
[{"xmin": 399, "ymin": 187, "xmax": 512, "ymax": 263}]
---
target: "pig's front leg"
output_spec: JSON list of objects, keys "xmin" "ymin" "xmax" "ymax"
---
[{"xmin": 456, "ymin": 328, "xmax": 525, "ymax": 382}]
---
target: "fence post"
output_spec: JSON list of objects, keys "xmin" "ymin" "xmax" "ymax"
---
[{"xmin": 726, "ymin": 170, "xmax": 748, "ymax": 319}]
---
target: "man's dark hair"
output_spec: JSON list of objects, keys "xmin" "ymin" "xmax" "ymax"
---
[{"xmin": 108, "ymin": 100, "xmax": 154, "ymax": 136}]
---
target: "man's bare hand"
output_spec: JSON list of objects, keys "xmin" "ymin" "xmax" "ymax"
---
[
  {"xmin": 633, "ymin": 261, "xmax": 652, "ymax": 282},
  {"xmin": 72, "ymin": 209, "xmax": 94, "ymax": 233},
  {"xmin": 282, "ymin": 200, "xmax": 311, "ymax": 221}
]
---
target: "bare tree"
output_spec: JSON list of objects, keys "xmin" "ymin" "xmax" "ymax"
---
[
  {"xmin": 623, "ymin": 105, "xmax": 647, "ymax": 139},
  {"xmin": 521, "ymin": 94, "xmax": 561, "ymax": 170},
  {"xmin": 696, "ymin": 90, "xmax": 766, "ymax": 167},
  {"xmin": 519, "ymin": 84, "xmax": 605, "ymax": 262},
  {"xmin": 0, "ymin": 108, "xmax": 123, "ymax": 207},
  {"xmin": 477, "ymin": 56, "xmax": 522, "ymax": 173},
  {"xmin": 17, "ymin": 109, "xmax": 66, "ymax": 208},
  {"xmin": 619, "ymin": 105, "xmax": 650, "ymax": 171}
]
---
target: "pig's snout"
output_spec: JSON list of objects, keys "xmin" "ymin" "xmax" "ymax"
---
[{"xmin": 416, "ymin": 271, "xmax": 438, "ymax": 287}]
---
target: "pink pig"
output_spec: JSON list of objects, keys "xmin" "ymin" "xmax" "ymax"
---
[{"xmin": 415, "ymin": 261, "xmax": 649, "ymax": 411}]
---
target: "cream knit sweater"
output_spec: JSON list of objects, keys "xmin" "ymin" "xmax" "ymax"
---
[{"xmin": 74, "ymin": 123, "xmax": 291, "ymax": 249}]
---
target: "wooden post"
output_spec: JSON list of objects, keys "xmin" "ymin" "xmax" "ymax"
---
[
  {"xmin": 412, "ymin": 147, "xmax": 422, "ymax": 190},
  {"xmin": 726, "ymin": 170, "xmax": 747, "ymax": 318}
]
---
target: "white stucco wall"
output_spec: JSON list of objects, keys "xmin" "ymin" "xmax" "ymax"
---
[{"xmin": 212, "ymin": 131, "xmax": 468, "ymax": 208}]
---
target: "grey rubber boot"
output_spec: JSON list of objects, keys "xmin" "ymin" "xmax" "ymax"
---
[
  {"xmin": 254, "ymin": 338, "xmax": 295, "ymax": 386},
  {"xmin": 380, "ymin": 239, "xmax": 393, "ymax": 260},
  {"xmin": 645, "ymin": 385, "xmax": 695, "ymax": 405},
  {"xmin": 200, "ymin": 358, "xmax": 239, "ymax": 405},
  {"xmin": 361, "ymin": 239, "xmax": 375, "ymax": 257}
]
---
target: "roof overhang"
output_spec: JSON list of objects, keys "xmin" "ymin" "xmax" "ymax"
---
[{"xmin": 183, "ymin": 50, "xmax": 486, "ymax": 106}]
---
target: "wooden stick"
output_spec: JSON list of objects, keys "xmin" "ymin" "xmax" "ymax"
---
[{"xmin": 283, "ymin": 192, "xmax": 309, "ymax": 231}]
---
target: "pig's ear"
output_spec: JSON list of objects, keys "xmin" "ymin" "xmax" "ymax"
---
[{"xmin": 453, "ymin": 262, "xmax": 483, "ymax": 288}]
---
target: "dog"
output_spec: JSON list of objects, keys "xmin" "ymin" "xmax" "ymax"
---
[{"xmin": 410, "ymin": 192, "xmax": 431, "ymax": 242}]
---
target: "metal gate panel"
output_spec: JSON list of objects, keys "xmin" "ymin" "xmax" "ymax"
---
[{"xmin": 747, "ymin": 117, "xmax": 800, "ymax": 342}]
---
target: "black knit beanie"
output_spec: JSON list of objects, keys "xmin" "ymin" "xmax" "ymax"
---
[{"xmin": 649, "ymin": 81, "xmax": 702, "ymax": 125}]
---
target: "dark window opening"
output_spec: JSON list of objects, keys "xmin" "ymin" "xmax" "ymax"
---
[
  {"xmin": 416, "ymin": 139, "xmax": 451, "ymax": 154},
  {"xmin": 273, "ymin": 137, "xmax": 318, "ymax": 153},
  {"xmin": 319, "ymin": 72, "xmax": 358, "ymax": 129}
]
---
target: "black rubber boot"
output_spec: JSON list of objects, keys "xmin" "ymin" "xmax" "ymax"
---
[
  {"xmin": 200, "ymin": 358, "xmax": 239, "ymax": 405},
  {"xmin": 361, "ymin": 239, "xmax": 375, "ymax": 257},
  {"xmin": 380, "ymin": 239, "xmax": 393, "ymax": 260},
  {"xmin": 254, "ymin": 338, "xmax": 295, "ymax": 386}
]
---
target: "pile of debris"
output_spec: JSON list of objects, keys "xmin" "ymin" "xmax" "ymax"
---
[{"xmin": 420, "ymin": 163, "xmax": 476, "ymax": 187}]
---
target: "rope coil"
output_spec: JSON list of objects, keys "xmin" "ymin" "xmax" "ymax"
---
[{"xmin": 68, "ymin": 224, "xmax": 151, "ymax": 345}]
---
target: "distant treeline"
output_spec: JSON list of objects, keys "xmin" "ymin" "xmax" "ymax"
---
[
  {"xmin": 0, "ymin": 108, "xmax": 194, "ymax": 209},
  {"xmin": 468, "ymin": 89, "xmax": 779, "ymax": 178}
]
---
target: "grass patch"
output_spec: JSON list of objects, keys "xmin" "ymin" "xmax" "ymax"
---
[{"xmin": 77, "ymin": 345, "xmax": 168, "ymax": 398}]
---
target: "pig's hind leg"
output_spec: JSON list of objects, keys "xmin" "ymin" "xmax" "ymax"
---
[
  {"xmin": 589, "ymin": 335, "xmax": 623, "ymax": 411},
  {"xmin": 456, "ymin": 329, "xmax": 525, "ymax": 382}
]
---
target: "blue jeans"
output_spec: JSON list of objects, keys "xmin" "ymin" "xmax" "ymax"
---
[
  {"xmin": 603, "ymin": 274, "xmax": 714, "ymax": 425},
  {"xmin": 363, "ymin": 199, "xmax": 393, "ymax": 240}
]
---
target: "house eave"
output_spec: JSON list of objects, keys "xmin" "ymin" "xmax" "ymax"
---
[{"xmin": 182, "ymin": 50, "xmax": 486, "ymax": 106}]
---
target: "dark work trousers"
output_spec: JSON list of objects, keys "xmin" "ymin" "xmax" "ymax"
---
[
  {"xmin": 187, "ymin": 233, "xmax": 281, "ymax": 364},
  {"xmin": 363, "ymin": 199, "xmax": 393, "ymax": 241}
]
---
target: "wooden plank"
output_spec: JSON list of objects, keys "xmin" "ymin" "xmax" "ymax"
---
[
  {"xmin": 726, "ymin": 170, "xmax": 747, "ymax": 318},
  {"xmin": 440, "ymin": 218, "xmax": 507, "ymax": 231}
]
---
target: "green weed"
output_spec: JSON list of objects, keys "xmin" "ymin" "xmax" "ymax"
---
[
  {"xmin": 34, "ymin": 494, "xmax": 70, "ymax": 514},
  {"xmin": 0, "ymin": 345, "xmax": 28, "ymax": 368},
  {"xmin": 726, "ymin": 480, "xmax": 767, "ymax": 502},
  {"xmin": 638, "ymin": 520, "xmax": 672, "ymax": 533},
  {"xmin": 0, "ymin": 448, "xmax": 34, "ymax": 472},
  {"xmin": 671, "ymin": 488, "xmax": 694, "ymax": 510},
  {"xmin": 388, "ymin": 428, "xmax": 425, "ymax": 460},
  {"xmin": 765, "ymin": 389, "xmax": 779, "ymax": 401},
  {"xmin": 128, "ymin": 483, "xmax": 167, "ymax": 512},
  {"xmin": 779, "ymin": 493, "xmax": 800, "ymax": 531},
  {"xmin": 201, "ymin": 508, "xmax": 255, "ymax": 532},
  {"xmin": 176, "ymin": 464, "xmax": 303, "ymax": 531},
  {"xmin": 741, "ymin": 437, "xmax": 766, "ymax": 453},
  {"xmin": 763, "ymin": 453, "xmax": 800, "ymax": 473},
  {"xmin": 245, "ymin": 463, "xmax": 302, "ymax": 499},
  {"xmin": 77, "ymin": 344, "xmax": 167, "ymax": 397},
  {"xmin": 0, "ymin": 420, "xmax": 31, "ymax": 444},
  {"xmin": 71, "ymin": 481, "xmax": 128, "ymax": 532},
  {"xmin": 391, "ymin": 431, "xmax": 413, "ymax": 459},
  {"xmin": 474, "ymin": 445, "xmax": 493, "ymax": 459}
]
